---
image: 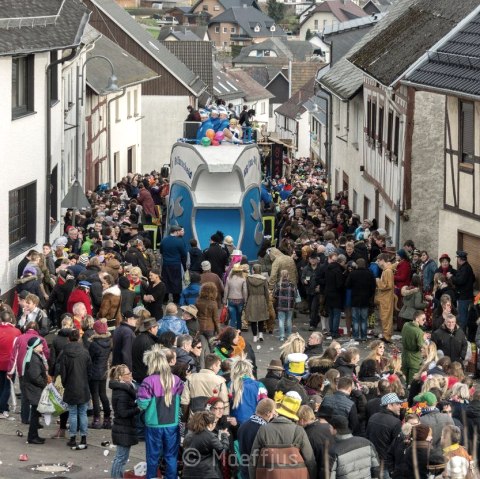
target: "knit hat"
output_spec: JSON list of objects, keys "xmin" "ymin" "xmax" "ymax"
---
[
  {"xmin": 286, "ymin": 353, "xmax": 308, "ymax": 376},
  {"xmin": 78, "ymin": 254, "xmax": 89, "ymax": 266},
  {"xmin": 201, "ymin": 261, "xmax": 211, "ymax": 271},
  {"xmin": 93, "ymin": 318, "xmax": 108, "ymax": 335},
  {"xmin": 412, "ymin": 424, "xmax": 431, "ymax": 441},
  {"xmin": 380, "ymin": 393, "xmax": 403, "ymax": 406},
  {"xmin": 22, "ymin": 337, "xmax": 42, "ymax": 375},
  {"xmin": 396, "ymin": 249, "xmax": 407, "ymax": 260},
  {"xmin": 414, "ymin": 392, "xmax": 437, "ymax": 407},
  {"xmin": 276, "ymin": 391, "xmax": 302, "ymax": 421},
  {"xmin": 23, "ymin": 266, "xmax": 37, "ymax": 276}
]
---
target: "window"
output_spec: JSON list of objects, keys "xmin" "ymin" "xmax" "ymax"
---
[
  {"xmin": 127, "ymin": 91, "xmax": 131, "ymax": 118},
  {"xmin": 214, "ymin": 4, "xmax": 220, "ymax": 10},
  {"xmin": 231, "ymin": 27, "xmax": 236, "ymax": 33},
  {"xmin": 50, "ymin": 165, "xmax": 58, "ymax": 227},
  {"xmin": 314, "ymin": 19, "xmax": 318, "ymax": 29},
  {"xmin": 366, "ymin": 98, "xmax": 372, "ymax": 137},
  {"xmin": 261, "ymin": 101, "xmax": 265, "ymax": 115},
  {"xmin": 223, "ymin": 27, "xmax": 227, "ymax": 33},
  {"xmin": 371, "ymin": 101, "xmax": 376, "ymax": 141},
  {"xmin": 353, "ymin": 189, "xmax": 358, "ymax": 213},
  {"xmin": 115, "ymin": 98, "xmax": 120, "ymax": 122},
  {"xmin": 386, "ymin": 110, "xmax": 393, "ymax": 153},
  {"xmin": 50, "ymin": 51, "xmax": 59, "ymax": 104},
  {"xmin": 378, "ymin": 106, "xmax": 384, "ymax": 152},
  {"xmin": 202, "ymin": 4, "xmax": 208, "ymax": 10},
  {"xmin": 363, "ymin": 195, "xmax": 370, "ymax": 220},
  {"xmin": 114, "ymin": 152, "xmax": 120, "ymax": 182},
  {"xmin": 459, "ymin": 100, "xmax": 474, "ymax": 165},
  {"xmin": 12, "ymin": 55, "xmax": 34, "ymax": 118},
  {"xmin": 134, "ymin": 89, "xmax": 139, "ymax": 116},
  {"xmin": 385, "ymin": 216, "xmax": 392, "ymax": 237},
  {"xmin": 215, "ymin": 26, "xmax": 220, "ymax": 33},
  {"xmin": 9, "ymin": 182, "xmax": 37, "ymax": 257},
  {"xmin": 393, "ymin": 115, "xmax": 400, "ymax": 159}
]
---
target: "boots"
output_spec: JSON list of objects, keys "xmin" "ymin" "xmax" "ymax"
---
[
  {"xmin": 51, "ymin": 428, "xmax": 66, "ymax": 439},
  {"xmin": 102, "ymin": 417, "xmax": 112, "ymax": 429},
  {"xmin": 91, "ymin": 417, "xmax": 102, "ymax": 429},
  {"xmin": 67, "ymin": 436, "xmax": 77, "ymax": 448},
  {"xmin": 78, "ymin": 435, "xmax": 88, "ymax": 450}
]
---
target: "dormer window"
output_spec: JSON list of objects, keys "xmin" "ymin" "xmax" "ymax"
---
[
  {"xmin": 254, "ymin": 24, "xmax": 260, "ymax": 32},
  {"xmin": 270, "ymin": 25, "xmax": 276, "ymax": 32}
]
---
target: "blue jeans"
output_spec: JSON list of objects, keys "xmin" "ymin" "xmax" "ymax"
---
[
  {"xmin": 111, "ymin": 445, "xmax": 131, "ymax": 478},
  {"xmin": 68, "ymin": 402, "xmax": 88, "ymax": 437},
  {"xmin": 352, "ymin": 307, "xmax": 369, "ymax": 340},
  {"xmin": 329, "ymin": 307, "xmax": 342, "ymax": 336},
  {"xmin": 278, "ymin": 310, "xmax": 293, "ymax": 339},
  {"xmin": 457, "ymin": 299, "xmax": 472, "ymax": 331},
  {"xmin": 145, "ymin": 425, "xmax": 179, "ymax": 479},
  {"xmin": 0, "ymin": 371, "xmax": 12, "ymax": 413},
  {"xmin": 228, "ymin": 301, "xmax": 244, "ymax": 330}
]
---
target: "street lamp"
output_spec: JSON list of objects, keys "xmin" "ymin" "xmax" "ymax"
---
[{"xmin": 75, "ymin": 55, "xmax": 121, "ymax": 185}]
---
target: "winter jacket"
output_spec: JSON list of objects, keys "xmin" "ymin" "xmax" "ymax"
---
[
  {"xmin": 145, "ymin": 281, "xmax": 166, "ymax": 320},
  {"xmin": 45, "ymin": 278, "xmax": 75, "ymax": 314},
  {"xmin": 124, "ymin": 246, "xmax": 149, "ymax": 277},
  {"xmin": 23, "ymin": 352, "xmax": 48, "ymax": 406},
  {"xmin": 273, "ymin": 279, "xmax": 296, "ymax": 312},
  {"xmin": 308, "ymin": 356, "xmax": 335, "ymax": 375},
  {"xmin": 0, "ymin": 323, "xmax": 21, "ymax": 371},
  {"xmin": 401, "ymin": 441, "xmax": 443, "ymax": 479},
  {"xmin": 421, "ymin": 259, "xmax": 437, "ymax": 292},
  {"xmin": 304, "ymin": 421, "xmax": 334, "ymax": 479},
  {"xmin": 320, "ymin": 391, "xmax": 359, "ymax": 434},
  {"xmin": 67, "ymin": 288, "xmax": 92, "ymax": 315},
  {"xmin": 183, "ymin": 429, "xmax": 230, "ymax": 479},
  {"xmin": 17, "ymin": 308, "xmax": 50, "ymax": 337},
  {"xmin": 334, "ymin": 356, "xmax": 356, "ymax": 378},
  {"xmin": 304, "ymin": 343, "xmax": 324, "ymax": 359},
  {"xmin": 200, "ymin": 271, "xmax": 224, "ymax": 308},
  {"xmin": 8, "ymin": 330, "xmax": 50, "ymax": 377},
  {"xmin": 157, "ymin": 314, "xmax": 188, "ymax": 336},
  {"xmin": 431, "ymin": 324, "xmax": 468, "ymax": 363},
  {"xmin": 137, "ymin": 373, "xmax": 184, "ymax": 427},
  {"xmin": 132, "ymin": 331, "xmax": 161, "ymax": 383},
  {"xmin": 59, "ymin": 341, "xmax": 92, "ymax": 405},
  {"xmin": 109, "ymin": 380, "xmax": 139, "ymax": 447},
  {"xmin": 420, "ymin": 408, "xmax": 454, "ymax": 452},
  {"xmin": 345, "ymin": 267, "xmax": 376, "ymax": 308},
  {"xmin": 181, "ymin": 368, "xmax": 229, "ymax": 415},
  {"xmin": 245, "ymin": 274, "xmax": 269, "ymax": 322},
  {"xmin": 120, "ymin": 287, "xmax": 136, "ymax": 315},
  {"xmin": 394, "ymin": 260, "xmax": 411, "ymax": 290},
  {"xmin": 302, "ymin": 264, "xmax": 319, "ymax": 295},
  {"xmin": 466, "ymin": 400, "xmax": 480, "ymax": 460},
  {"xmin": 160, "ymin": 235, "xmax": 188, "ymax": 268},
  {"xmin": 189, "ymin": 247, "xmax": 204, "ymax": 273},
  {"xmin": 452, "ymin": 261, "xmax": 475, "ymax": 300},
  {"xmin": 196, "ymin": 298, "xmax": 219, "ymax": 334},
  {"xmin": 175, "ymin": 347, "xmax": 197, "ymax": 371},
  {"xmin": 224, "ymin": 275, "xmax": 247, "ymax": 302},
  {"xmin": 325, "ymin": 262, "xmax": 345, "ymax": 309},
  {"xmin": 179, "ymin": 282, "xmax": 201, "ymax": 306},
  {"xmin": 49, "ymin": 328, "xmax": 72, "ymax": 375},
  {"xmin": 230, "ymin": 377, "xmax": 267, "ymax": 425},
  {"xmin": 203, "ymin": 243, "xmax": 228, "ymax": 278},
  {"xmin": 238, "ymin": 414, "xmax": 267, "ymax": 479},
  {"xmin": 399, "ymin": 287, "xmax": 427, "ymax": 320},
  {"xmin": 258, "ymin": 371, "xmax": 282, "ymax": 399},
  {"xmin": 366, "ymin": 408, "xmax": 402, "ymax": 461},
  {"xmin": 88, "ymin": 334, "xmax": 112, "ymax": 381},
  {"xmin": 274, "ymin": 375, "xmax": 309, "ymax": 405},
  {"xmin": 137, "ymin": 188, "xmax": 157, "ymax": 217},
  {"xmin": 98, "ymin": 285, "xmax": 122, "ymax": 325},
  {"xmin": 249, "ymin": 416, "xmax": 316, "ymax": 479},
  {"xmin": 102, "ymin": 258, "xmax": 121, "ymax": 282},
  {"xmin": 112, "ymin": 322, "xmax": 136, "ymax": 370},
  {"xmin": 268, "ymin": 248, "xmax": 298, "ymax": 290},
  {"xmin": 401, "ymin": 320, "xmax": 425, "ymax": 373},
  {"xmin": 330, "ymin": 433, "xmax": 380, "ymax": 479}
]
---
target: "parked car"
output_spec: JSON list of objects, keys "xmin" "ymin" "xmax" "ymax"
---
[{"xmin": 155, "ymin": 16, "xmax": 179, "ymax": 25}]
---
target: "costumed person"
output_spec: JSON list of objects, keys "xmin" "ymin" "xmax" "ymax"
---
[
  {"xmin": 376, "ymin": 253, "xmax": 395, "ymax": 344},
  {"xmin": 223, "ymin": 118, "xmax": 243, "ymax": 144}
]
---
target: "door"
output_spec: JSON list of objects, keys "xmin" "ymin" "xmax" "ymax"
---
[{"xmin": 458, "ymin": 231, "xmax": 480, "ymax": 289}]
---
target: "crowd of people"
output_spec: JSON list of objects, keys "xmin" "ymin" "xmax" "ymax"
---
[{"xmin": 0, "ymin": 156, "xmax": 479, "ymax": 479}]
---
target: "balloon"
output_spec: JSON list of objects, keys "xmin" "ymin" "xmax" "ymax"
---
[
  {"xmin": 201, "ymin": 137, "xmax": 211, "ymax": 147},
  {"xmin": 212, "ymin": 140, "xmax": 219, "ymax": 146},
  {"xmin": 206, "ymin": 129, "xmax": 215, "ymax": 140},
  {"xmin": 214, "ymin": 131, "xmax": 224, "ymax": 141}
]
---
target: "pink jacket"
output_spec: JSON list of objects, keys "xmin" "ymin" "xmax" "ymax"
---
[
  {"xmin": 8, "ymin": 330, "xmax": 50, "ymax": 377},
  {"xmin": 0, "ymin": 324, "xmax": 21, "ymax": 371}
]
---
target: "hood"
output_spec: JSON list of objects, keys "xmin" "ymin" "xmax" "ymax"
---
[
  {"xmin": 334, "ymin": 356, "xmax": 354, "ymax": 370},
  {"xmin": 109, "ymin": 380, "xmax": 136, "ymax": 395},
  {"xmin": 63, "ymin": 341, "xmax": 87, "ymax": 359},
  {"xmin": 248, "ymin": 275, "xmax": 267, "ymax": 286},
  {"xmin": 14, "ymin": 275, "xmax": 38, "ymax": 285},
  {"xmin": 58, "ymin": 328, "xmax": 72, "ymax": 338},
  {"xmin": 103, "ymin": 285, "xmax": 121, "ymax": 296},
  {"xmin": 268, "ymin": 247, "xmax": 283, "ymax": 261},
  {"xmin": 89, "ymin": 334, "xmax": 112, "ymax": 347}
]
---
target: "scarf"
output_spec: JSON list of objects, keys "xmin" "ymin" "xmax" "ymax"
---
[{"xmin": 22, "ymin": 337, "xmax": 42, "ymax": 376}]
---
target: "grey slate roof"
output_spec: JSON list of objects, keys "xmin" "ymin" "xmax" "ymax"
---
[
  {"xmin": 227, "ymin": 68, "xmax": 274, "ymax": 101},
  {"xmin": 299, "ymin": 0, "xmax": 367, "ymax": 28},
  {"xmin": 232, "ymin": 37, "xmax": 313, "ymax": 65},
  {"xmin": 157, "ymin": 26, "xmax": 207, "ymax": 41},
  {"xmin": 86, "ymin": 32, "xmax": 157, "ymax": 94},
  {"xmin": 86, "ymin": 0, "xmax": 206, "ymax": 96},
  {"xmin": 349, "ymin": 0, "xmax": 480, "ymax": 87},
  {"xmin": 209, "ymin": 6, "xmax": 285, "ymax": 38},
  {"xmin": 275, "ymin": 77, "xmax": 315, "ymax": 119},
  {"xmin": 212, "ymin": 64, "xmax": 245, "ymax": 101},
  {"xmin": 319, "ymin": 0, "xmax": 419, "ymax": 99},
  {"xmin": 0, "ymin": 0, "xmax": 89, "ymax": 56},
  {"xmin": 191, "ymin": 0, "xmax": 259, "ymax": 13},
  {"xmin": 404, "ymin": 9, "xmax": 480, "ymax": 98}
]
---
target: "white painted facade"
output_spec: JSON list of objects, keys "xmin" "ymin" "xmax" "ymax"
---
[
  {"xmin": 299, "ymin": 11, "xmax": 340, "ymax": 38},
  {"xmin": 274, "ymin": 111, "xmax": 310, "ymax": 158}
]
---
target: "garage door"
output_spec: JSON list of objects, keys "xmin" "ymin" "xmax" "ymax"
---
[{"xmin": 459, "ymin": 232, "xmax": 480, "ymax": 290}]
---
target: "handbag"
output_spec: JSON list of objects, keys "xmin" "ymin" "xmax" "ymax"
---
[
  {"xmin": 295, "ymin": 288, "xmax": 302, "ymax": 304},
  {"xmin": 219, "ymin": 305, "xmax": 229, "ymax": 324}
]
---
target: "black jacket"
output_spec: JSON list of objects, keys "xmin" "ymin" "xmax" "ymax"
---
[
  {"xmin": 304, "ymin": 421, "xmax": 334, "ymax": 479},
  {"xmin": 275, "ymin": 375, "xmax": 309, "ymax": 405},
  {"xmin": 314, "ymin": 261, "xmax": 328, "ymax": 294},
  {"xmin": 46, "ymin": 279, "xmax": 75, "ymax": 313},
  {"xmin": 334, "ymin": 356, "xmax": 356, "ymax": 378},
  {"xmin": 132, "ymin": 331, "xmax": 160, "ymax": 383},
  {"xmin": 189, "ymin": 247, "xmax": 204, "ymax": 273},
  {"xmin": 59, "ymin": 341, "xmax": 92, "ymax": 405},
  {"xmin": 258, "ymin": 371, "xmax": 282, "ymax": 399},
  {"xmin": 145, "ymin": 282, "xmax": 166, "ymax": 320},
  {"xmin": 320, "ymin": 391, "xmax": 359, "ymax": 435},
  {"xmin": 124, "ymin": 246, "xmax": 149, "ymax": 277},
  {"xmin": 112, "ymin": 322, "xmax": 136, "ymax": 370},
  {"xmin": 49, "ymin": 328, "xmax": 72, "ymax": 376},
  {"xmin": 366, "ymin": 408, "xmax": 402, "ymax": 461},
  {"xmin": 324, "ymin": 262, "xmax": 345, "ymax": 309},
  {"xmin": 24, "ymin": 352, "xmax": 48, "ymax": 406},
  {"xmin": 203, "ymin": 243, "xmax": 228, "ymax": 278},
  {"xmin": 305, "ymin": 343, "xmax": 324, "ymax": 358},
  {"xmin": 431, "ymin": 325, "xmax": 468, "ymax": 363},
  {"xmin": 109, "ymin": 380, "xmax": 139, "ymax": 447},
  {"xmin": 466, "ymin": 400, "xmax": 480, "ymax": 461},
  {"xmin": 88, "ymin": 335, "xmax": 112, "ymax": 381},
  {"xmin": 182, "ymin": 430, "xmax": 229, "ymax": 479},
  {"xmin": 81, "ymin": 266, "xmax": 103, "ymax": 310},
  {"xmin": 452, "ymin": 261, "xmax": 475, "ymax": 300},
  {"xmin": 345, "ymin": 267, "xmax": 376, "ymax": 308}
]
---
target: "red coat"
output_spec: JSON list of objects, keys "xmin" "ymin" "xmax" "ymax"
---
[
  {"xmin": 67, "ymin": 288, "xmax": 92, "ymax": 315},
  {"xmin": 394, "ymin": 259, "xmax": 411, "ymax": 290},
  {"xmin": 137, "ymin": 188, "xmax": 157, "ymax": 217},
  {"xmin": 0, "ymin": 324, "xmax": 21, "ymax": 371}
]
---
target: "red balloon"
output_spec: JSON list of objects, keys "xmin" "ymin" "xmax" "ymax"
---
[{"xmin": 212, "ymin": 140, "xmax": 219, "ymax": 146}]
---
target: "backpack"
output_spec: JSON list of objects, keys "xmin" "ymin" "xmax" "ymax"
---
[{"xmin": 255, "ymin": 426, "xmax": 309, "ymax": 479}]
